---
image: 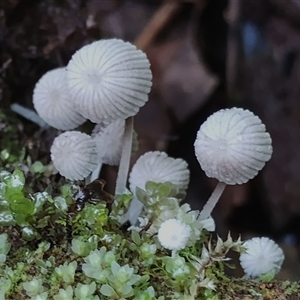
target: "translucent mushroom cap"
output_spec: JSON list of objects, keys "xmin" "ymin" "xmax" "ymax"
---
[
  {"xmin": 50, "ymin": 131, "xmax": 98, "ymax": 181},
  {"xmin": 239, "ymin": 237, "xmax": 284, "ymax": 278},
  {"xmin": 33, "ymin": 68, "xmax": 86, "ymax": 130},
  {"xmin": 67, "ymin": 39, "xmax": 153, "ymax": 123},
  {"xmin": 129, "ymin": 151, "xmax": 190, "ymax": 196},
  {"xmin": 194, "ymin": 108, "xmax": 272, "ymax": 185},
  {"xmin": 91, "ymin": 120, "xmax": 138, "ymax": 166}
]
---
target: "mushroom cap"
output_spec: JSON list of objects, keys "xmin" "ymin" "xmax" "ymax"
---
[
  {"xmin": 91, "ymin": 119, "xmax": 138, "ymax": 166},
  {"xmin": 50, "ymin": 131, "xmax": 98, "ymax": 181},
  {"xmin": 158, "ymin": 218, "xmax": 191, "ymax": 251},
  {"xmin": 66, "ymin": 39, "xmax": 153, "ymax": 123},
  {"xmin": 33, "ymin": 68, "xmax": 86, "ymax": 130},
  {"xmin": 194, "ymin": 108, "xmax": 272, "ymax": 185},
  {"xmin": 129, "ymin": 151, "xmax": 190, "ymax": 196},
  {"xmin": 239, "ymin": 237, "xmax": 284, "ymax": 277}
]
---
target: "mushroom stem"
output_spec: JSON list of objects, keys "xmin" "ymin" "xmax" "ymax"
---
[
  {"xmin": 115, "ymin": 116, "xmax": 134, "ymax": 195},
  {"xmin": 85, "ymin": 161, "xmax": 103, "ymax": 184},
  {"xmin": 10, "ymin": 103, "xmax": 47, "ymax": 128},
  {"xmin": 199, "ymin": 181, "xmax": 227, "ymax": 221}
]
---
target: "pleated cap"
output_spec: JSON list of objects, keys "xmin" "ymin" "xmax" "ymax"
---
[
  {"xmin": 91, "ymin": 119, "xmax": 138, "ymax": 166},
  {"xmin": 194, "ymin": 108, "xmax": 272, "ymax": 185},
  {"xmin": 239, "ymin": 237, "xmax": 284, "ymax": 277},
  {"xmin": 33, "ymin": 68, "xmax": 86, "ymax": 130},
  {"xmin": 158, "ymin": 219, "xmax": 191, "ymax": 251},
  {"xmin": 67, "ymin": 39, "xmax": 152, "ymax": 123},
  {"xmin": 129, "ymin": 151, "xmax": 190, "ymax": 195},
  {"xmin": 50, "ymin": 131, "xmax": 98, "ymax": 181}
]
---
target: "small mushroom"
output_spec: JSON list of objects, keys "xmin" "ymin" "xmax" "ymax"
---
[
  {"xmin": 66, "ymin": 39, "xmax": 152, "ymax": 123},
  {"xmin": 129, "ymin": 151, "xmax": 190, "ymax": 195},
  {"xmin": 50, "ymin": 131, "xmax": 98, "ymax": 181},
  {"xmin": 239, "ymin": 237, "xmax": 284, "ymax": 278},
  {"xmin": 127, "ymin": 151, "xmax": 190, "ymax": 224},
  {"xmin": 194, "ymin": 107, "xmax": 272, "ymax": 220},
  {"xmin": 158, "ymin": 219, "xmax": 191, "ymax": 251},
  {"xmin": 33, "ymin": 68, "xmax": 86, "ymax": 130}
]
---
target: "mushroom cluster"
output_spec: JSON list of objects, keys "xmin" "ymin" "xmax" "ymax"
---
[{"xmin": 32, "ymin": 39, "xmax": 152, "ymax": 186}]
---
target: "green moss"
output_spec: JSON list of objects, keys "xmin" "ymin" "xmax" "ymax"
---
[{"xmin": 1, "ymin": 109, "xmax": 300, "ymax": 299}]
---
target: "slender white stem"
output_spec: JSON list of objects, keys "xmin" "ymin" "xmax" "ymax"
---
[
  {"xmin": 85, "ymin": 161, "xmax": 103, "ymax": 185},
  {"xmin": 126, "ymin": 196, "xmax": 144, "ymax": 225},
  {"xmin": 10, "ymin": 103, "xmax": 47, "ymax": 128},
  {"xmin": 115, "ymin": 117, "xmax": 134, "ymax": 196},
  {"xmin": 199, "ymin": 181, "xmax": 227, "ymax": 221}
]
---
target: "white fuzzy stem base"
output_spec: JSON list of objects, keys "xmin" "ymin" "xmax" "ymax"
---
[
  {"xmin": 199, "ymin": 181, "xmax": 227, "ymax": 221},
  {"xmin": 115, "ymin": 117, "xmax": 134, "ymax": 196}
]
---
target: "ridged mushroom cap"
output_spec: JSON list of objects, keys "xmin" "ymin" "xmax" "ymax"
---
[
  {"xmin": 158, "ymin": 219, "xmax": 191, "ymax": 251},
  {"xmin": 239, "ymin": 237, "xmax": 284, "ymax": 277},
  {"xmin": 66, "ymin": 39, "xmax": 152, "ymax": 123},
  {"xmin": 33, "ymin": 68, "xmax": 86, "ymax": 130},
  {"xmin": 194, "ymin": 108, "xmax": 272, "ymax": 185},
  {"xmin": 129, "ymin": 151, "xmax": 190, "ymax": 195},
  {"xmin": 91, "ymin": 119, "xmax": 138, "ymax": 166},
  {"xmin": 50, "ymin": 131, "xmax": 98, "ymax": 181}
]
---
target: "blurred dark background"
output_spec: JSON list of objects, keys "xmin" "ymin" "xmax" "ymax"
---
[{"xmin": 1, "ymin": 0, "xmax": 300, "ymax": 279}]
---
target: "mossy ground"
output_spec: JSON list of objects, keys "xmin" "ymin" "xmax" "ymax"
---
[
  {"xmin": 216, "ymin": 278, "xmax": 300, "ymax": 300},
  {"xmin": 1, "ymin": 110, "xmax": 300, "ymax": 299}
]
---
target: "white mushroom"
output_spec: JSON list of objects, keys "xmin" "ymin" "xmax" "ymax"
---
[
  {"xmin": 66, "ymin": 39, "xmax": 152, "ymax": 123},
  {"xmin": 127, "ymin": 151, "xmax": 190, "ymax": 224},
  {"xmin": 33, "ymin": 68, "xmax": 86, "ymax": 130},
  {"xmin": 66, "ymin": 39, "xmax": 152, "ymax": 195},
  {"xmin": 129, "ymin": 151, "xmax": 190, "ymax": 195},
  {"xmin": 194, "ymin": 108, "xmax": 272, "ymax": 220},
  {"xmin": 239, "ymin": 237, "xmax": 284, "ymax": 278},
  {"xmin": 50, "ymin": 131, "xmax": 98, "ymax": 181},
  {"xmin": 158, "ymin": 219, "xmax": 191, "ymax": 251}
]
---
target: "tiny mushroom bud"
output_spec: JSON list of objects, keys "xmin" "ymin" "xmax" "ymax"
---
[
  {"xmin": 158, "ymin": 218, "xmax": 191, "ymax": 251},
  {"xmin": 33, "ymin": 68, "xmax": 86, "ymax": 130},
  {"xmin": 127, "ymin": 151, "xmax": 190, "ymax": 224},
  {"xmin": 239, "ymin": 237, "xmax": 284, "ymax": 278},
  {"xmin": 50, "ymin": 131, "xmax": 98, "ymax": 181},
  {"xmin": 194, "ymin": 108, "xmax": 272, "ymax": 220}
]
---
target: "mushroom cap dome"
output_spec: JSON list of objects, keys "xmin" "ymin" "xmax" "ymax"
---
[
  {"xmin": 67, "ymin": 39, "xmax": 152, "ymax": 123},
  {"xmin": 239, "ymin": 237, "xmax": 284, "ymax": 277},
  {"xmin": 194, "ymin": 108, "xmax": 272, "ymax": 185},
  {"xmin": 129, "ymin": 151, "xmax": 190, "ymax": 196},
  {"xmin": 50, "ymin": 131, "xmax": 98, "ymax": 181},
  {"xmin": 158, "ymin": 218, "xmax": 191, "ymax": 251},
  {"xmin": 91, "ymin": 119, "xmax": 138, "ymax": 166},
  {"xmin": 33, "ymin": 67, "xmax": 86, "ymax": 130}
]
